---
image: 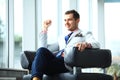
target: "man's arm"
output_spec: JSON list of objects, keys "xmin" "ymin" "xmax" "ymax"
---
[
  {"xmin": 85, "ymin": 31, "xmax": 100, "ymax": 48},
  {"xmin": 39, "ymin": 20, "xmax": 59, "ymax": 52}
]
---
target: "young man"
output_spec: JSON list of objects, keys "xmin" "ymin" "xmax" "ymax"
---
[{"xmin": 31, "ymin": 10, "xmax": 100, "ymax": 80}]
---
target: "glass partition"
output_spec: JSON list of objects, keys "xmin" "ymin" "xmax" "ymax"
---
[
  {"xmin": 0, "ymin": 0, "xmax": 8, "ymax": 68},
  {"xmin": 0, "ymin": 0, "xmax": 23, "ymax": 69}
]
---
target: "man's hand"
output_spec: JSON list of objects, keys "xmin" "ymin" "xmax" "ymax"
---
[
  {"xmin": 75, "ymin": 42, "xmax": 92, "ymax": 52},
  {"xmin": 42, "ymin": 19, "xmax": 52, "ymax": 32}
]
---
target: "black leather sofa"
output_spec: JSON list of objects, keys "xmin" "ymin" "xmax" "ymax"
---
[{"xmin": 20, "ymin": 47, "xmax": 113, "ymax": 80}]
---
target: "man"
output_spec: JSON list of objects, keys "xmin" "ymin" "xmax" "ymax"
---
[{"xmin": 31, "ymin": 10, "xmax": 100, "ymax": 80}]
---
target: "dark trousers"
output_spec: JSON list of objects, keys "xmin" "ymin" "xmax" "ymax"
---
[{"xmin": 31, "ymin": 47, "xmax": 69, "ymax": 80}]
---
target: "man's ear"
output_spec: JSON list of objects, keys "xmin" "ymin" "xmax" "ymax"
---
[{"xmin": 76, "ymin": 19, "xmax": 80, "ymax": 23}]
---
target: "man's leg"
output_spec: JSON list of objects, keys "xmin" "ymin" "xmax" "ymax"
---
[{"xmin": 31, "ymin": 47, "xmax": 68, "ymax": 80}]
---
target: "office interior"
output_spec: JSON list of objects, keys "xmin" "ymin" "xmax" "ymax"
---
[{"xmin": 0, "ymin": 0, "xmax": 120, "ymax": 78}]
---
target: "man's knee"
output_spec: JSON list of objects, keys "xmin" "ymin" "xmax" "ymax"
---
[
  {"xmin": 36, "ymin": 47, "xmax": 49, "ymax": 56},
  {"xmin": 37, "ymin": 47, "xmax": 48, "ymax": 52}
]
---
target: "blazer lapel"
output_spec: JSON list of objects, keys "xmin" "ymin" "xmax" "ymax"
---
[{"xmin": 67, "ymin": 29, "xmax": 82, "ymax": 44}]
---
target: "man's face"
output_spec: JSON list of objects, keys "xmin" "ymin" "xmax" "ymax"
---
[{"xmin": 64, "ymin": 13, "xmax": 79, "ymax": 31}]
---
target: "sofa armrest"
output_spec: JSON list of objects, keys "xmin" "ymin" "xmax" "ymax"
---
[
  {"xmin": 64, "ymin": 47, "xmax": 112, "ymax": 68},
  {"xmin": 20, "ymin": 51, "xmax": 36, "ymax": 70}
]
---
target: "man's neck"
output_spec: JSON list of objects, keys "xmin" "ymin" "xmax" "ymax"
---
[{"xmin": 72, "ymin": 28, "xmax": 79, "ymax": 32}]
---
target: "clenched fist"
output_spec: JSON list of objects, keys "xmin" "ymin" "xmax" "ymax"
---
[{"xmin": 42, "ymin": 20, "xmax": 52, "ymax": 31}]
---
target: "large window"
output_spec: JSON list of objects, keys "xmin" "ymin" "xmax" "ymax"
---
[
  {"xmin": 104, "ymin": 2, "xmax": 120, "ymax": 76},
  {"xmin": 0, "ymin": 0, "xmax": 8, "ymax": 68},
  {"xmin": 0, "ymin": 0, "xmax": 23, "ymax": 69},
  {"xmin": 105, "ymin": 2, "xmax": 120, "ymax": 63}
]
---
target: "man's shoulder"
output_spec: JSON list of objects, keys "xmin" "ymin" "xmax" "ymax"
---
[{"xmin": 75, "ymin": 29, "xmax": 92, "ymax": 37}]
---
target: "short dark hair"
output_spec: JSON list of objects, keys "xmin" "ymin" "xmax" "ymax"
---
[{"xmin": 65, "ymin": 9, "xmax": 80, "ymax": 20}]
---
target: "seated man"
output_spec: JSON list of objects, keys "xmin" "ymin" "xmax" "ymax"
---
[{"xmin": 31, "ymin": 9, "xmax": 100, "ymax": 80}]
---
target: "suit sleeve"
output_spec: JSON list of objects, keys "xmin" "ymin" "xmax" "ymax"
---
[
  {"xmin": 85, "ymin": 31, "xmax": 100, "ymax": 48},
  {"xmin": 39, "ymin": 31, "xmax": 59, "ymax": 52}
]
